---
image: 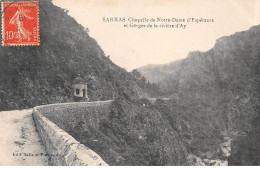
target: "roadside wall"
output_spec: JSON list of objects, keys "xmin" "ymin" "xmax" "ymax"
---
[
  {"xmin": 32, "ymin": 101, "xmax": 112, "ymax": 166},
  {"xmin": 38, "ymin": 100, "xmax": 113, "ymax": 131}
]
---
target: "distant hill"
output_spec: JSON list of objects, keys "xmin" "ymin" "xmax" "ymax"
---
[
  {"xmin": 136, "ymin": 60, "xmax": 182, "ymax": 95},
  {"xmin": 136, "ymin": 60, "xmax": 182, "ymax": 84},
  {"xmin": 136, "ymin": 25, "xmax": 260, "ymax": 165},
  {"xmin": 0, "ymin": 0, "xmax": 160, "ymax": 111}
]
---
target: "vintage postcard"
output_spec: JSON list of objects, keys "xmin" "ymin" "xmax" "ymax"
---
[{"xmin": 0, "ymin": 0, "xmax": 259, "ymax": 167}]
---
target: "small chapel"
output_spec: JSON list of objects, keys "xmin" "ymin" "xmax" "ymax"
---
[{"xmin": 72, "ymin": 75, "xmax": 89, "ymax": 102}]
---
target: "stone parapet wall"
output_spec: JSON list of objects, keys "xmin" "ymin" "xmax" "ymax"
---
[
  {"xmin": 32, "ymin": 102, "xmax": 110, "ymax": 166},
  {"xmin": 38, "ymin": 100, "xmax": 113, "ymax": 131}
]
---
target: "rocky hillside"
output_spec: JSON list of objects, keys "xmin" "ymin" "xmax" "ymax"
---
[
  {"xmin": 64, "ymin": 98, "xmax": 188, "ymax": 166},
  {"xmin": 0, "ymin": 0, "xmax": 160, "ymax": 111},
  {"xmin": 136, "ymin": 25, "xmax": 260, "ymax": 165}
]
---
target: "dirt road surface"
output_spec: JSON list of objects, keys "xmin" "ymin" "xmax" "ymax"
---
[{"xmin": 0, "ymin": 109, "xmax": 48, "ymax": 166}]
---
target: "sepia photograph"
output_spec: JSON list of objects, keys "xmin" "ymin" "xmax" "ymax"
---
[{"xmin": 0, "ymin": 0, "xmax": 259, "ymax": 166}]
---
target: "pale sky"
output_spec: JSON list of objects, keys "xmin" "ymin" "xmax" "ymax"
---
[{"xmin": 53, "ymin": 0, "xmax": 260, "ymax": 71}]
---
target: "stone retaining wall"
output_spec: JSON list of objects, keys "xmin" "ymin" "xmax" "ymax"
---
[
  {"xmin": 39, "ymin": 100, "xmax": 113, "ymax": 131},
  {"xmin": 32, "ymin": 101, "xmax": 110, "ymax": 166}
]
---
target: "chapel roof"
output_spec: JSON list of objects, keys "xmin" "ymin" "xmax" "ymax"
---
[{"xmin": 73, "ymin": 76, "xmax": 85, "ymax": 84}]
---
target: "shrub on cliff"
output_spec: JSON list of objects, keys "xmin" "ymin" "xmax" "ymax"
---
[{"xmin": 67, "ymin": 96, "xmax": 187, "ymax": 166}]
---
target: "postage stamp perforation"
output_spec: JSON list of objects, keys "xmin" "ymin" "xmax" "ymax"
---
[
  {"xmin": 37, "ymin": 0, "xmax": 40, "ymax": 45},
  {"xmin": 1, "ymin": 2, "xmax": 4, "ymax": 46},
  {"xmin": 1, "ymin": 1, "xmax": 40, "ymax": 46}
]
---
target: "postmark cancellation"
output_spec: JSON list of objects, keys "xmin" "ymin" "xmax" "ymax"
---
[{"xmin": 1, "ymin": 1, "xmax": 39, "ymax": 46}]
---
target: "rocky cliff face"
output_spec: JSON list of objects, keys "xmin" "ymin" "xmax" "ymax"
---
[
  {"xmin": 0, "ymin": 0, "xmax": 159, "ymax": 111},
  {"xmin": 136, "ymin": 25, "xmax": 260, "ymax": 165},
  {"xmin": 175, "ymin": 26, "xmax": 260, "ymax": 132}
]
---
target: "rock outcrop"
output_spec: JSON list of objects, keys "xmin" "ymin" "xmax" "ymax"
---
[{"xmin": 136, "ymin": 25, "xmax": 260, "ymax": 165}]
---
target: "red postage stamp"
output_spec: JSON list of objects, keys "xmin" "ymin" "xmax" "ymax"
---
[{"xmin": 1, "ymin": 1, "xmax": 39, "ymax": 46}]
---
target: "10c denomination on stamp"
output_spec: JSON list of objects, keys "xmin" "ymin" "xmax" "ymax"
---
[{"xmin": 2, "ymin": 1, "xmax": 39, "ymax": 46}]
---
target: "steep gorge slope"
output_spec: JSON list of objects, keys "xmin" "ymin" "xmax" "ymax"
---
[
  {"xmin": 136, "ymin": 25, "xmax": 260, "ymax": 165},
  {"xmin": 63, "ymin": 98, "xmax": 188, "ymax": 166},
  {"xmin": 0, "ymin": 0, "xmax": 159, "ymax": 111}
]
